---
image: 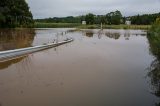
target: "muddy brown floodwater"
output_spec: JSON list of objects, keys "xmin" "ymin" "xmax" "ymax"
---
[{"xmin": 0, "ymin": 28, "xmax": 159, "ymax": 106}]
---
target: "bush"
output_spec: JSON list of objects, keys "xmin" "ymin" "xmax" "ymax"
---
[{"xmin": 148, "ymin": 18, "xmax": 160, "ymax": 59}]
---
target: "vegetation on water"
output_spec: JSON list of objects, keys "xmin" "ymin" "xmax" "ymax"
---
[{"xmin": 0, "ymin": 0, "xmax": 33, "ymax": 28}]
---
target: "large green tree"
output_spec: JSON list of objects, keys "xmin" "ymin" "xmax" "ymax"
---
[
  {"xmin": 0, "ymin": 0, "xmax": 33, "ymax": 28},
  {"xmin": 106, "ymin": 10, "xmax": 122, "ymax": 25}
]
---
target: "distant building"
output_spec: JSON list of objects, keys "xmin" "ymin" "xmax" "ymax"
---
[
  {"xmin": 125, "ymin": 17, "xmax": 131, "ymax": 25},
  {"xmin": 125, "ymin": 21, "xmax": 131, "ymax": 25},
  {"xmin": 82, "ymin": 21, "xmax": 86, "ymax": 25}
]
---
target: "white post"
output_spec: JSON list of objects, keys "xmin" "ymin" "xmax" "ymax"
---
[{"xmin": 101, "ymin": 23, "xmax": 103, "ymax": 30}]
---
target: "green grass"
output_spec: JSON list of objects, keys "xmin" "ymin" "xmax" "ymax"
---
[
  {"xmin": 147, "ymin": 19, "xmax": 160, "ymax": 98},
  {"xmin": 34, "ymin": 22, "xmax": 81, "ymax": 28},
  {"xmin": 103, "ymin": 25, "xmax": 151, "ymax": 30},
  {"xmin": 34, "ymin": 22, "xmax": 151, "ymax": 30},
  {"xmin": 77, "ymin": 25, "xmax": 99, "ymax": 29},
  {"xmin": 78, "ymin": 24, "xmax": 151, "ymax": 29},
  {"xmin": 147, "ymin": 19, "xmax": 160, "ymax": 59}
]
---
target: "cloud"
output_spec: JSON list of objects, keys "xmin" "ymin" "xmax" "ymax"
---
[{"xmin": 26, "ymin": 0, "xmax": 160, "ymax": 19}]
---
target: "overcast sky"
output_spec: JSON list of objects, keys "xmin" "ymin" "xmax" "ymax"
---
[{"xmin": 26, "ymin": 0, "xmax": 160, "ymax": 19}]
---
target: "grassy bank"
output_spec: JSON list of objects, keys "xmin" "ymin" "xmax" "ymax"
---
[
  {"xmin": 103, "ymin": 25, "xmax": 151, "ymax": 30},
  {"xmin": 34, "ymin": 22, "xmax": 151, "ymax": 29},
  {"xmin": 147, "ymin": 18, "xmax": 160, "ymax": 99},
  {"xmin": 79, "ymin": 24, "xmax": 151, "ymax": 29},
  {"xmin": 148, "ymin": 18, "xmax": 160, "ymax": 59},
  {"xmin": 34, "ymin": 22, "xmax": 81, "ymax": 28}
]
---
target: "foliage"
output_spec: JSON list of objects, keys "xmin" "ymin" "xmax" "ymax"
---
[
  {"xmin": 94, "ymin": 15, "xmax": 107, "ymax": 24},
  {"xmin": 147, "ymin": 18, "xmax": 160, "ymax": 105},
  {"xmin": 127, "ymin": 13, "xmax": 160, "ymax": 25},
  {"xmin": 148, "ymin": 18, "xmax": 160, "ymax": 59},
  {"xmin": 85, "ymin": 13, "xmax": 95, "ymax": 25},
  {"xmin": 0, "ymin": 0, "xmax": 34, "ymax": 28},
  {"xmin": 106, "ymin": 10, "xmax": 122, "ymax": 25},
  {"xmin": 35, "ymin": 11, "xmax": 123, "ymax": 25},
  {"xmin": 35, "ymin": 11, "xmax": 160, "ymax": 26},
  {"xmin": 35, "ymin": 16, "xmax": 83, "ymax": 23}
]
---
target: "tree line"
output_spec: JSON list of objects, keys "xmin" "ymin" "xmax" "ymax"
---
[
  {"xmin": 35, "ymin": 11, "xmax": 160, "ymax": 25},
  {"xmin": 0, "ymin": 0, "xmax": 34, "ymax": 28},
  {"xmin": 128, "ymin": 13, "xmax": 160, "ymax": 25},
  {"xmin": 0, "ymin": 0, "xmax": 159, "ymax": 28},
  {"xmin": 35, "ymin": 11, "xmax": 123, "ymax": 25},
  {"xmin": 36, "ymin": 16, "xmax": 82, "ymax": 23}
]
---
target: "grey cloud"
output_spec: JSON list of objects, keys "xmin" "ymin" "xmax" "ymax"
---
[{"xmin": 26, "ymin": 0, "xmax": 160, "ymax": 19}]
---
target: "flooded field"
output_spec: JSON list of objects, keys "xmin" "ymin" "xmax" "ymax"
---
[{"xmin": 0, "ymin": 28, "xmax": 159, "ymax": 106}]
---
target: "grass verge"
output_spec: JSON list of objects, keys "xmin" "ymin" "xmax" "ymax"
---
[{"xmin": 34, "ymin": 22, "xmax": 151, "ymax": 30}]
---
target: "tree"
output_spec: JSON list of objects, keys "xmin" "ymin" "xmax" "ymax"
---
[
  {"xmin": 128, "ymin": 13, "xmax": 160, "ymax": 25},
  {"xmin": 100, "ymin": 15, "xmax": 107, "ymax": 24},
  {"xmin": 106, "ymin": 10, "xmax": 122, "ymax": 25},
  {"xmin": 0, "ymin": 0, "xmax": 33, "ymax": 28},
  {"xmin": 85, "ymin": 13, "xmax": 95, "ymax": 25}
]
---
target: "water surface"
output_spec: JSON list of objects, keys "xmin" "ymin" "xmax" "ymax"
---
[{"xmin": 0, "ymin": 28, "xmax": 159, "ymax": 106}]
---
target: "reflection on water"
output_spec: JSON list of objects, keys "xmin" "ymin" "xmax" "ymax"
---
[
  {"xmin": 0, "ymin": 29, "xmax": 35, "ymax": 51},
  {"xmin": 0, "ymin": 56, "xmax": 26, "ymax": 70},
  {"xmin": 84, "ymin": 31, "xmax": 94, "ymax": 37},
  {"xmin": 0, "ymin": 28, "xmax": 159, "ymax": 106},
  {"xmin": 81, "ymin": 29, "xmax": 146, "ymax": 40},
  {"xmin": 105, "ymin": 32, "xmax": 120, "ymax": 40},
  {"xmin": 0, "ymin": 29, "xmax": 35, "ymax": 70},
  {"xmin": 148, "ymin": 60, "xmax": 160, "ymax": 106},
  {"xmin": 148, "ymin": 60, "xmax": 160, "ymax": 96}
]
